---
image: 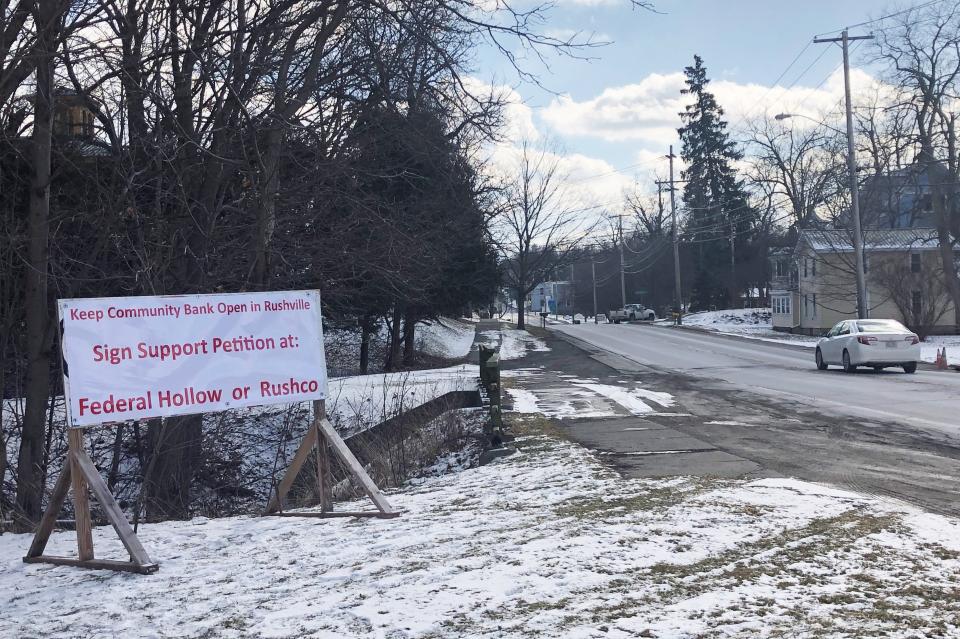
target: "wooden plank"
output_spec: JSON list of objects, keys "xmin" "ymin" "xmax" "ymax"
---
[
  {"xmin": 315, "ymin": 401, "xmax": 333, "ymax": 513},
  {"xmin": 317, "ymin": 418, "xmax": 396, "ymax": 515},
  {"xmin": 264, "ymin": 422, "xmax": 317, "ymax": 514},
  {"xmin": 271, "ymin": 511, "xmax": 400, "ymax": 519},
  {"xmin": 68, "ymin": 430, "xmax": 94, "ymax": 561},
  {"xmin": 315, "ymin": 400, "xmax": 332, "ymax": 512},
  {"xmin": 72, "ymin": 445, "xmax": 154, "ymax": 566},
  {"xmin": 24, "ymin": 460, "xmax": 72, "ymax": 559},
  {"xmin": 23, "ymin": 555, "xmax": 158, "ymax": 574}
]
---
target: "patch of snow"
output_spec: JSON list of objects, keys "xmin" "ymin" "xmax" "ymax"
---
[
  {"xmin": 571, "ymin": 382, "xmax": 653, "ymax": 414},
  {"xmin": 505, "ymin": 388, "xmax": 541, "ymax": 414},
  {"xmin": 485, "ymin": 328, "xmax": 550, "ymax": 360},
  {"xmin": 920, "ymin": 335, "xmax": 960, "ymax": 365},
  {"xmin": 416, "ymin": 318, "xmax": 476, "ymax": 359},
  {"xmin": 679, "ymin": 308, "xmax": 820, "ymax": 348},
  {"xmin": 328, "ymin": 365, "xmax": 479, "ymax": 436}
]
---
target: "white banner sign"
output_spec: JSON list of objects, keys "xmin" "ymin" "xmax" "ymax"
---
[{"xmin": 59, "ymin": 290, "xmax": 327, "ymax": 428}]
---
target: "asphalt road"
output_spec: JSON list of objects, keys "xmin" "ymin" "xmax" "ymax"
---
[{"xmin": 552, "ymin": 322, "xmax": 960, "ymax": 437}]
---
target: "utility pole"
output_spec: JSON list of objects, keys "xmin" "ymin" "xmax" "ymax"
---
[
  {"xmin": 591, "ymin": 260, "xmax": 598, "ymax": 323},
  {"xmin": 668, "ymin": 146, "xmax": 682, "ymax": 325},
  {"xmin": 569, "ymin": 264, "xmax": 575, "ymax": 318},
  {"xmin": 729, "ymin": 221, "xmax": 736, "ymax": 308},
  {"xmin": 619, "ymin": 238, "xmax": 626, "ymax": 308},
  {"xmin": 815, "ymin": 29, "xmax": 872, "ymax": 319}
]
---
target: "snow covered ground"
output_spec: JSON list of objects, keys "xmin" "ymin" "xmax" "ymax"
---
[
  {"xmin": 415, "ymin": 318, "xmax": 476, "ymax": 359},
  {"xmin": 675, "ymin": 308, "xmax": 819, "ymax": 348},
  {"xmin": 504, "ymin": 370, "xmax": 679, "ymax": 419},
  {"xmin": 3, "ymin": 418, "xmax": 959, "ymax": 638},
  {"xmin": 479, "ymin": 327, "xmax": 549, "ymax": 360},
  {"xmin": 325, "ymin": 316, "xmax": 474, "ymax": 376},
  {"xmin": 328, "ymin": 365, "xmax": 478, "ymax": 435}
]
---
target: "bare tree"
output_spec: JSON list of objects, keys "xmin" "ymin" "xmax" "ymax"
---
[
  {"xmin": 746, "ymin": 115, "xmax": 845, "ymax": 227},
  {"xmin": 495, "ymin": 141, "xmax": 592, "ymax": 329},
  {"xmin": 624, "ymin": 179, "xmax": 668, "ymax": 237},
  {"xmin": 875, "ymin": 2, "xmax": 960, "ymax": 330},
  {"xmin": 874, "ymin": 256, "xmax": 951, "ymax": 339}
]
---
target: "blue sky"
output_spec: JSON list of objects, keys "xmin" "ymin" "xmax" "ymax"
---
[{"xmin": 474, "ymin": 0, "xmax": 933, "ymax": 206}]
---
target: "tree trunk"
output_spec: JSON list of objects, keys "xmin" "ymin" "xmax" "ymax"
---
[
  {"xmin": 108, "ymin": 423, "xmax": 124, "ymax": 491},
  {"xmin": 14, "ymin": 20, "xmax": 55, "ymax": 532},
  {"xmin": 385, "ymin": 304, "xmax": 403, "ymax": 371},
  {"xmin": 0, "ymin": 369, "xmax": 6, "ymax": 514},
  {"xmin": 251, "ymin": 127, "xmax": 282, "ymax": 288},
  {"xmin": 359, "ymin": 315, "xmax": 372, "ymax": 375},
  {"xmin": 402, "ymin": 312, "xmax": 416, "ymax": 366},
  {"xmin": 144, "ymin": 414, "xmax": 202, "ymax": 521},
  {"xmin": 516, "ymin": 287, "xmax": 526, "ymax": 330},
  {"xmin": 923, "ymin": 147, "xmax": 960, "ymax": 330}
]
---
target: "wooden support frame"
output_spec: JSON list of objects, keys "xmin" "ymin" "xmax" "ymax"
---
[
  {"xmin": 264, "ymin": 400, "xmax": 399, "ymax": 519},
  {"xmin": 23, "ymin": 429, "xmax": 159, "ymax": 574}
]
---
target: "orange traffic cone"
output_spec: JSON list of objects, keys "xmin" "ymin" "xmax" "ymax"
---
[{"xmin": 937, "ymin": 347, "xmax": 949, "ymax": 369}]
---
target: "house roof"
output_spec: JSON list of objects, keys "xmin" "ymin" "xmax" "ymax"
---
[{"xmin": 799, "ymin": 228, "xmax": 940, "ymax": 253}]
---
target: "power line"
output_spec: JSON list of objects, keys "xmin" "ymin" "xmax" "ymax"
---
[{"xmin": 813, "ymin": 0, "xmax": 949, "ymax": 38}]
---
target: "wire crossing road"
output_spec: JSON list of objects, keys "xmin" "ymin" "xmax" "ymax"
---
[{"xmin": 552, "ymin": 322, "xmax": 960, "ymax": 437}]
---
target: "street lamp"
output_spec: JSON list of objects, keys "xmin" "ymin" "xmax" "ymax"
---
[
  {"xmin": 774, "ymin": 112, "xmax": 844, "ymax": 136},
  {"xmin": 775, "ymin": 110, "xmax": 868, "ymax": 319}
]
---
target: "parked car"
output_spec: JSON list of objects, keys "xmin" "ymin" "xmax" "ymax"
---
[
  {"xmin": 815, "ymin": 318, "xmax": 920, "ymax": 373},
  {"xmin": 608, "ymin": 304, "xmax": 656, "ymax": 323}
]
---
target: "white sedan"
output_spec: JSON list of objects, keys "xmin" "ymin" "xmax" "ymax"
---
[{"xmin": 815, "ymin": 319, "xmax": 920, "ymax": 374}]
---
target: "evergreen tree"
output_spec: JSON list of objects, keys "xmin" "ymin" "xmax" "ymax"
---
[{"xmin": 678, "ymin": 55, "xmax": 756, "ymax": 309}]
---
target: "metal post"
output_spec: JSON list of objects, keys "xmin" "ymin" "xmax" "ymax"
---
[{"xmin": 669, "ymin": 145, "xmax": 682, "ymax": 325}]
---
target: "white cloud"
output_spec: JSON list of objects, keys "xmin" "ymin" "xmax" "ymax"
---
[
  {"xmin": 539, "ymin": 67, "xmax": 886, "ymax": 144},
  {"xmin": 463, "ymin": 77, "xmax": 540, "ymax": 142},
  {"xmin": 484, "ymin": 142, "xmax": 634, "ymax": 212}
]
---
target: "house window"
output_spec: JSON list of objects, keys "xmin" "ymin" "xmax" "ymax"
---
[
  {"xmin": 912, "ymin": 290, "xmax": 922, "ymax": 316},
  {"xmin": 911, "ymin": 253, "xmax": 922, "ymax": 273},
  {"xmin": 773, "ymin": 296, "xmax": 791, "ymax": 315},
  {"xmin": 811, "ymin": 294, "xmax": 817, "ymax": 318},
  {"xmin": 811, "ymin": 258, "xmax": 816, "ymax": 277},
  {"xmin": 776, "ymin": 260, "xmax": 786, "ymax": 277}
]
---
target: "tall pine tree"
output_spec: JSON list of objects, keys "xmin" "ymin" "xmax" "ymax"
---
[{"xmin": 678, "ymin": 55, "xmax": 756, "ymax": 309}]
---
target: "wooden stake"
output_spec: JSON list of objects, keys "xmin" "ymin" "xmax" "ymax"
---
[
  {"xmin": 264, "ymin": 419, "xmax": 318, "ymax": 514},
  {"xmin": 25, "ymin": 455, "xmax": 72, "ymax": 559},
  {"xmin": 315, "ymin": 400, "xmax": 333, "ymax": 513},
  {"xmin": 68, "ymin": 430, "xmax": 94, "ymax": 561},
  {"xmin": 264, "ymin": 402, "xmax": 398, "ymax": 519},
  {"xmin": 23, "ymin": 429, "xmax": 158, "ymax": 574},
  {"xmin": 316, "ymin": 418, "xmax": 395, "ymax": 515}
]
